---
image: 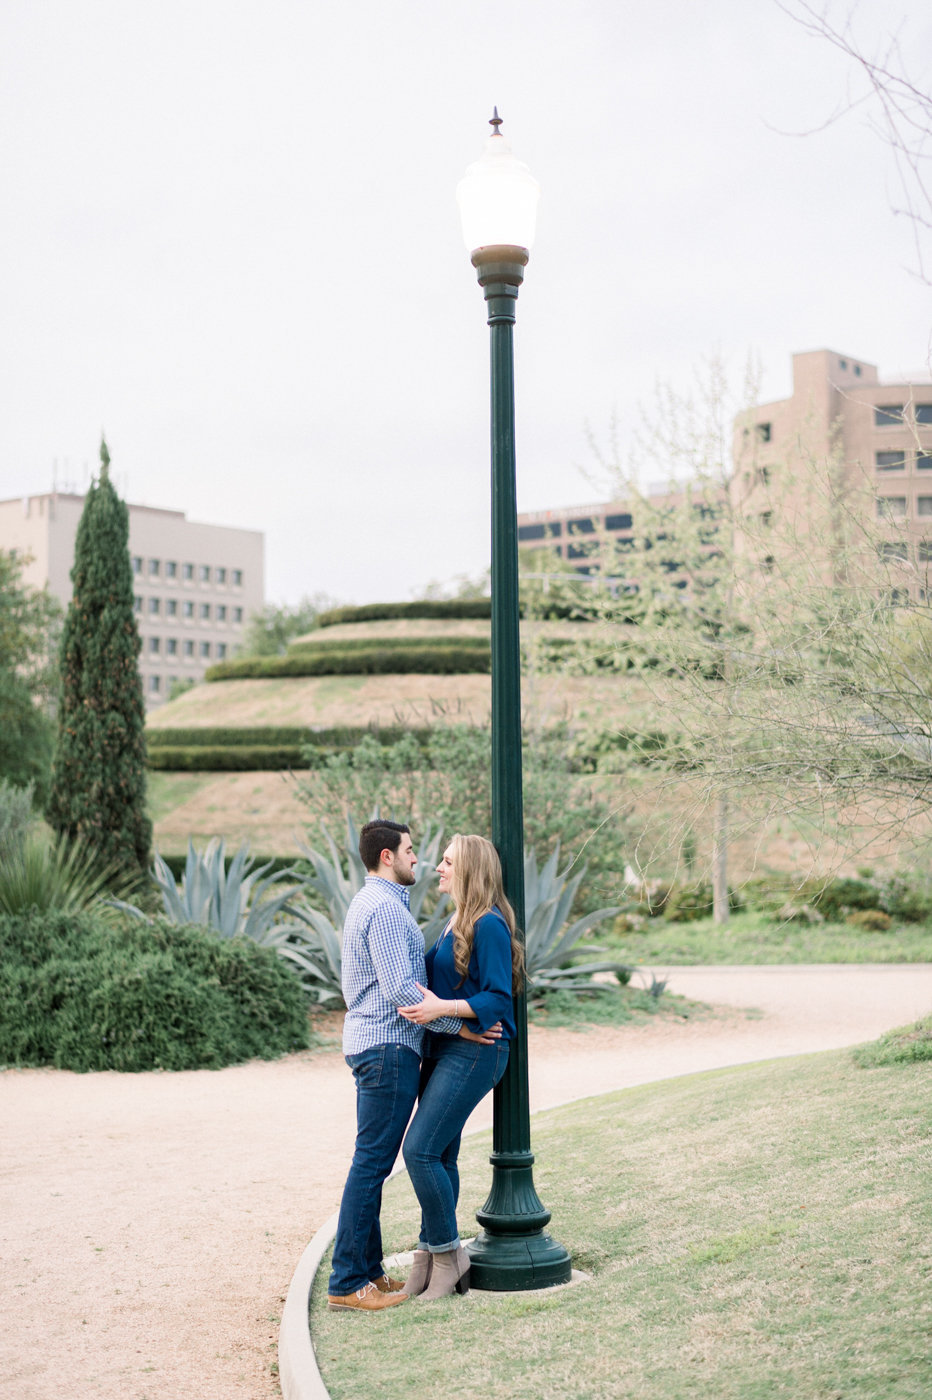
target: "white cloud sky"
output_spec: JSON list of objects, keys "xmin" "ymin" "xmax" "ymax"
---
[{"xmin": 1, "ymin": 0, "xmax": 930, "ymax": 604}]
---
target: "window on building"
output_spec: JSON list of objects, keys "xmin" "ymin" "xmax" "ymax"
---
[
  {"xmin": 761, "ymin": 555, "xmax": 775, "ymax": 573},
  {"xmin": 148, "ymin": 559, "xmax": 160, "ymax": 576},
  {"xmin": 518, "ymin": 523, "xmax": 547, "ymax": 542},
  {"xmin": 756, "ymin": 422, "xmax": 772, "ymax": 442},
  {"xmin": 919, "ymin": 541, "xmax": 932, "ymax": 562},
  {"xmin": 759, "ymin": 510, "xmax": 773, "ymax": 529},
  {"xmin": 854, "ymin": 365, "xmax": 862, "ymax": 376},
  {"xmin": 165, "ymin": 560, "xmax": 178, "ymax": 579},
  {"xmin": 918, "ymin": 452, "xmax": 932, "ymax": 470},
  {"xmin": 148, "ymin": 675, "xmax": 161, "ymax": 693},
  {"xmin": 878, "ymin": 496, "xmax": 908, "ymax": 517},
  {"xmin": 566, "ymin": 542, "xmax": 596, "ymax": 560},
  {"xmin": 132, "ymin": 556, "xmax": 142, "ymax": 574},
  {"xmin": 839, "ymin": 359, "xmax": 847, "ymax": 370},
  {"xmin": 183, "ymin": 640, "xmax": 195, "ymax": 657},
  {"xmin": 216, "ymin": 567, "xmax": 227, "ymax": 584},
  {"xmin": 148, "ymin": 597, "xmax": 160, "ymax": 615},
  {"xmin": 878, "ymin": 541, "xmax": 908, "ymax": 561},
  {"xmin": 605, "ymin": 512, "xmax": 633, "ymax": 531},
  {"xmin": 216, "ymin": 604, "xmax": 227, "ymax": 622},
  {"xmin": 918, "ymin": 497, "xmax": 932, "ymax": 516},
  {"xmin": 166, "ymin": 599, "xmax": 178, "ymax": 617},
  {"xmin": 200, "ymin": 603, "xmax": 211, "ymax": 620},
  {"xmin": 232, "ymin": 569, "xmax": 243, "ymax": 586},
  {"xmin": 166, "ymin": 638, "xmax": 178, "ymax": 655},
  {"xmin": 183, "ymin": 600, "xmax": 194, "ymax": 618},
  {"xmin": 183, "ymin": 562, "xmax": 194, "ymax": 580},
  {"xmin": 567, "ymin": 517, "xmax": 596, "ymax": 535},
  {"xmin": 200, "ymin": 641, "xmax": 211, "ymax": 659},
  {"xmin": 149, "ymin": 637, "xmax": 160, "ymax": 653},
  {"xmin": 199, "ymin": 565, "xmax": 210, "ymax": 583},
  {"xmin": 233, "ymin": 607, "xmax": 243, "ymax": 623},
  {"xmin": 546, "ymin": 521, "xmax": 562, "ymax": 538},
  {"xmin": 916, "ymin": 404, "xmax": 932, "ymax": 425},
  {"xmin": 755, "ymin": 467, "xmax": 772, "ymax": 486},
  {"xmin": 876, "ymin": 451, "xmax": 907, "ymax": 471},
  {"xmin": 875, "ymin": 404, "xmax": 904, "ymax": 426},
  {"xmin": 217, "ymin": 643, "xmax": 227, "ymax": 660},
  {"xmin": 133, "ymin": 596, "xmax": 142, "ymax": 613}
]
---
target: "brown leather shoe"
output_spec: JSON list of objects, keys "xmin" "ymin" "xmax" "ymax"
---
[
  {"xmin": 327, "ymin": 1282, "xmax": 408, "ymax": 1312},
  {"xmin": 372, "ymin": 1273, "xmax": 405, "ymax": 1293}
]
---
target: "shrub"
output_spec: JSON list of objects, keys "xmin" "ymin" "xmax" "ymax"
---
[
  {"xmin": 663, "ymin": 883, "xmax": 745, "ymax": 923},
  {"xmin": 846, "ymin": 908, "xmax": 892, "ymax": 932},
  {"xmin": 814, "ymin": 877, "xmax": 882, "ymax": 920},
  {"xmin": 0, "ymin": 778, "xmax": 34, "ymax": 862},
  {"xmin": 204, "ymin": 646, "xmax": 491, "ymax": 681},
  {"xmin": 147, "ymin": 745, "xmax": 305, "ymax": 772},
  {"xmin": 0, "ymin": 910, "xmax": 310, "ymax": 1071},
  {"xmin": 287, "ymin": 635, "xmax": 490, "ymax": 656},
  {"xmin": 317, "ymin": 600, "xmax": 492, "ymax": 626},
  {"xmin": 0, "ymin": 830, "xmax": 140, "ymax": 915}
]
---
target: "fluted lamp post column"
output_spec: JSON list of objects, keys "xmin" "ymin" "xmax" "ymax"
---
[{"xmin": 456, "ymin": 110, "xmax": 572, "ymax": 1291}]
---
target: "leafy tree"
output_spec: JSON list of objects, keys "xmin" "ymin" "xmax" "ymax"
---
[
  {"xmin": 241, "ymin": 593, "xmax": 337, "ymax": 657},
  {"xmin": 0, "ymin": 549, "xmax": 61, "ymax": 806},
  {"xmin": 48, "ymin": 439, "xmax": 151, "ymax": 872}
]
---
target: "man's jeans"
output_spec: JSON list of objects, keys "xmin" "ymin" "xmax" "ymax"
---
[
  {"xmin": 328, "ymin": 1042, "xmax": 421, "ymax": 1295},
  {"xmin": 402, "ymin": 1034, "xmax": 510, "ymax": 1252}
]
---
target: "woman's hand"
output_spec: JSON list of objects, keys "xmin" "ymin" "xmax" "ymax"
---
[
  {"xmin": 398, "ymin": 984, "xmax": 450, "ymax": 1025},
  {"xmin": 459, "ymin": 1022, "xmax": 503, "ymax": 1046}
]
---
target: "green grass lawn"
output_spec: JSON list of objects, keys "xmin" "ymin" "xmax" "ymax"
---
[
  {"xmin": 602, "ymin": 909, "xmax": 932, "ymax": 965},
  {"xmin": 310, "ymin": 1047, "xmax": 932, "ymax": 1400}
]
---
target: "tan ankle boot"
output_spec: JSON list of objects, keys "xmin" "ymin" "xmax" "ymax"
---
[
  {"xmin": 401, "ymin": 1249, "xmax": 432, "ymax": 1297},
  {"xmin": 416, "ymin": 1244, "xmax": 470, "ymax": 1301}
]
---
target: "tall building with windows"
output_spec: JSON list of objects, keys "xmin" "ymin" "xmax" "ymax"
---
[
  {"xmin": 517, "ymin": 349, "xmax": 932, "ymax": 594},
  {"xmin": 0, "ymin": 492, "xmax": 264, "ymax": 706}
]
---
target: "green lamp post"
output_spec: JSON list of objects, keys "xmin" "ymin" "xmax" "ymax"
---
[{"xmin": 457, "ymin": 110, "xmax": 572, "ymax": 1291}]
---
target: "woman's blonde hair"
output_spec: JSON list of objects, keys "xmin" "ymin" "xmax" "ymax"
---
[{"xmin": 447, "ymin": 834, "xmax": 525, "ymax": 991}]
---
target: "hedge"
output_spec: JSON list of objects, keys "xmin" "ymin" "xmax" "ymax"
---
[
  {"xmin": 287, "ymin": 635, "xmax": 490, "ymax": 656},
  {"xmin": 147, "ymin": 725, "xmax": 432, "ymax": 749},
  {"xmin": 0, "ymin": 909, "xmax": 310, "ymax": 1072},
  {"xmin": 317, "ymin": 600, "xmax": 492, "ymax": 626},
  {"xmin": 205, "ymin": 646, "xmax": 491, "ymax": 681},
  {"xmin": 147, "ymin": 745, "xmax": 307, "ymax": 771}
]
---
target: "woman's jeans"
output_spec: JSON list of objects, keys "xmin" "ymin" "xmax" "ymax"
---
[
  {"xmin": 328, "ymin": 1043, "xmax": 421, "ymax": 1295},
  {"xmin": 402, "ymin": 1033, "xmax": 510, "ymax": 1253}
]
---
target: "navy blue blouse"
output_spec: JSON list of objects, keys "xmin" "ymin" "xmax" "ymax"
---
[{"xmin": 425, "ymin": 907, "xmax": 516, "ymax": 1039}]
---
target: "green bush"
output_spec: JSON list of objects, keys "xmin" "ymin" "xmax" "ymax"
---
[
  {"xmin": 0, "ymin": 909, "xmax": 310, "ymax": 1072},
  {"xmin": 287, "ymin": 635, "xmax": 490, "ymax": 656},
  {"xmin": 663, "ymin": 883, "xmax": 744, "ymax": 923},
  {"xmin": 147, "ymin": 745, "xmax": 304, "ymax": 772},
  {"xmin": 205, "ymin": 646, "xmax": 491, "ymax": 681},
  {"xmin": 814, "ymin": 877, "xmax": 883, "ymax": 920},
  {"xmin": 0, "ymin": 778, "xmax": 34, "ymax": 862},
  {"xmin": 317, "ymin": 600, "xmax": 492, "ymax": 626},
  {"xmin": 846, "ymin": 908, "xmax": 893, "ymax": 932}
]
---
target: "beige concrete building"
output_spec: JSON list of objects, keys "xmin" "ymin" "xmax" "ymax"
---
[
  {"xmin": 736, "ymin": 349, "xmax": 932, "ymax": 593},
  {"xmin": 0, "ymin": 491, "xmax": 264, "ymax": 706},
  {"xmin": 518, "ymin": 349, "xmax": 932, "ymax": 597}
]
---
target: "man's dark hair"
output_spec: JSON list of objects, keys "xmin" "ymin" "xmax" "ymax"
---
[{"xmin": 359, "ymin": 819, "xmax": 411, "ymax": 873}]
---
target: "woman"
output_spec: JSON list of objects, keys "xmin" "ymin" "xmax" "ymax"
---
[{"xmin": 398, "ymin": 833, "xmax": 524, "ymax": 1301}]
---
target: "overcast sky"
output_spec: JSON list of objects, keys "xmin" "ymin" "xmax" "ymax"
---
[{"xmin": 2, "ymin": 0, "xmax": 930, "ymax": 606}]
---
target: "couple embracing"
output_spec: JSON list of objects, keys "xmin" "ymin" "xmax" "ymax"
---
[{"xmin": 327, "ymin": 819, "xmax": 524, "ymax": 1311}]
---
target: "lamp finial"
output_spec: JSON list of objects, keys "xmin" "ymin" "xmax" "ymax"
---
[{"xmin": 489, "ymin": 107, "xmax": 503, "ymax": 136}]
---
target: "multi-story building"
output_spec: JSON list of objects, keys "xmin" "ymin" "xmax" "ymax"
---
[
  {"xmin": 736, "ymin": 349, "xmax": 932, "ymax": 592},
  {"xmin": 518, "ymin": 349, "xmax": 932, "ymax": 594},
  {"xmin": 0, "ymin": 491, "xmax": 264, "ymax": 706}
]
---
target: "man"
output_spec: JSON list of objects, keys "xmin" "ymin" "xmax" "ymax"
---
[{"xmin": 326, "ymin": 818, "xmax": 464, "ymax": 1312}]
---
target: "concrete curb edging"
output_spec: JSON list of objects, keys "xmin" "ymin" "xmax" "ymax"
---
[{"xmin": 278, "ymin": 1209, "xmax": 339, "ymax": 1400}]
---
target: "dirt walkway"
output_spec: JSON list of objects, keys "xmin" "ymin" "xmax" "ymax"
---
[{"xmin": 3, "ymin": 965, "xmax": 931, "ymax": 1400}]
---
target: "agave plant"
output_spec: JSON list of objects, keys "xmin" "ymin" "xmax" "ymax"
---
[
  {"xmin": 0, "ymin": 829, "xmax": 140, "ymax": 916},
  {"xmin": 113, "ymin": 837, "xmax": 340, "ymax": 1002},
  {"xmin": 523, "ymin": 845, "xmax": 629, "ymax": 999}
]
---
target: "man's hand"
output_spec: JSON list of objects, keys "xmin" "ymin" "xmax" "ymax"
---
[{"xmin": 459, "ymin": 1022, "xmax": 503, "ymax": 1046}]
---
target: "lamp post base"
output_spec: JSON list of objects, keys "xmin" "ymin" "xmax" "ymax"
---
[
  {"xmin": 468, "ymin": 1229, "xmax": 573, "ymax": 1292},
  {"xmin": 466, "ymin": 1149, "xmax": 573, "ymax": 1291}
]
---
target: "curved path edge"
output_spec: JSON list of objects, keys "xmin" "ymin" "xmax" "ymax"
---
[{"xmin": 279, "ymin": 1209, "xmax": 338, "ymax": 1400}]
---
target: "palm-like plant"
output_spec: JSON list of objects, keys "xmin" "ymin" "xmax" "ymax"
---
[{"xmin": 523, "ymin": 845, "xmax": 629, "ymax": 998}]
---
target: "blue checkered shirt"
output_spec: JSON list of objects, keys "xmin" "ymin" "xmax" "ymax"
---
[{"xmin": 341, "ymin": 876, "xmax": 461, "ymax": 1055}]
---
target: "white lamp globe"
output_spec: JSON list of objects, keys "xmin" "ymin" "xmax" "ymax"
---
[{"xmin": 456, "ymin": 110, "xmax": 540, "ymax": 256}]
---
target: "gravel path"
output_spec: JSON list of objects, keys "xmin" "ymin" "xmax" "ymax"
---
[{"xmin": 3, "ymin": 965, "xmax": 931, "ymax": 1400}]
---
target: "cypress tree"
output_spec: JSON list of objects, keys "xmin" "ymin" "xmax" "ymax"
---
[{"xmin": 48, "ymin": 438, "xmax": 152, "ymax": 871}]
